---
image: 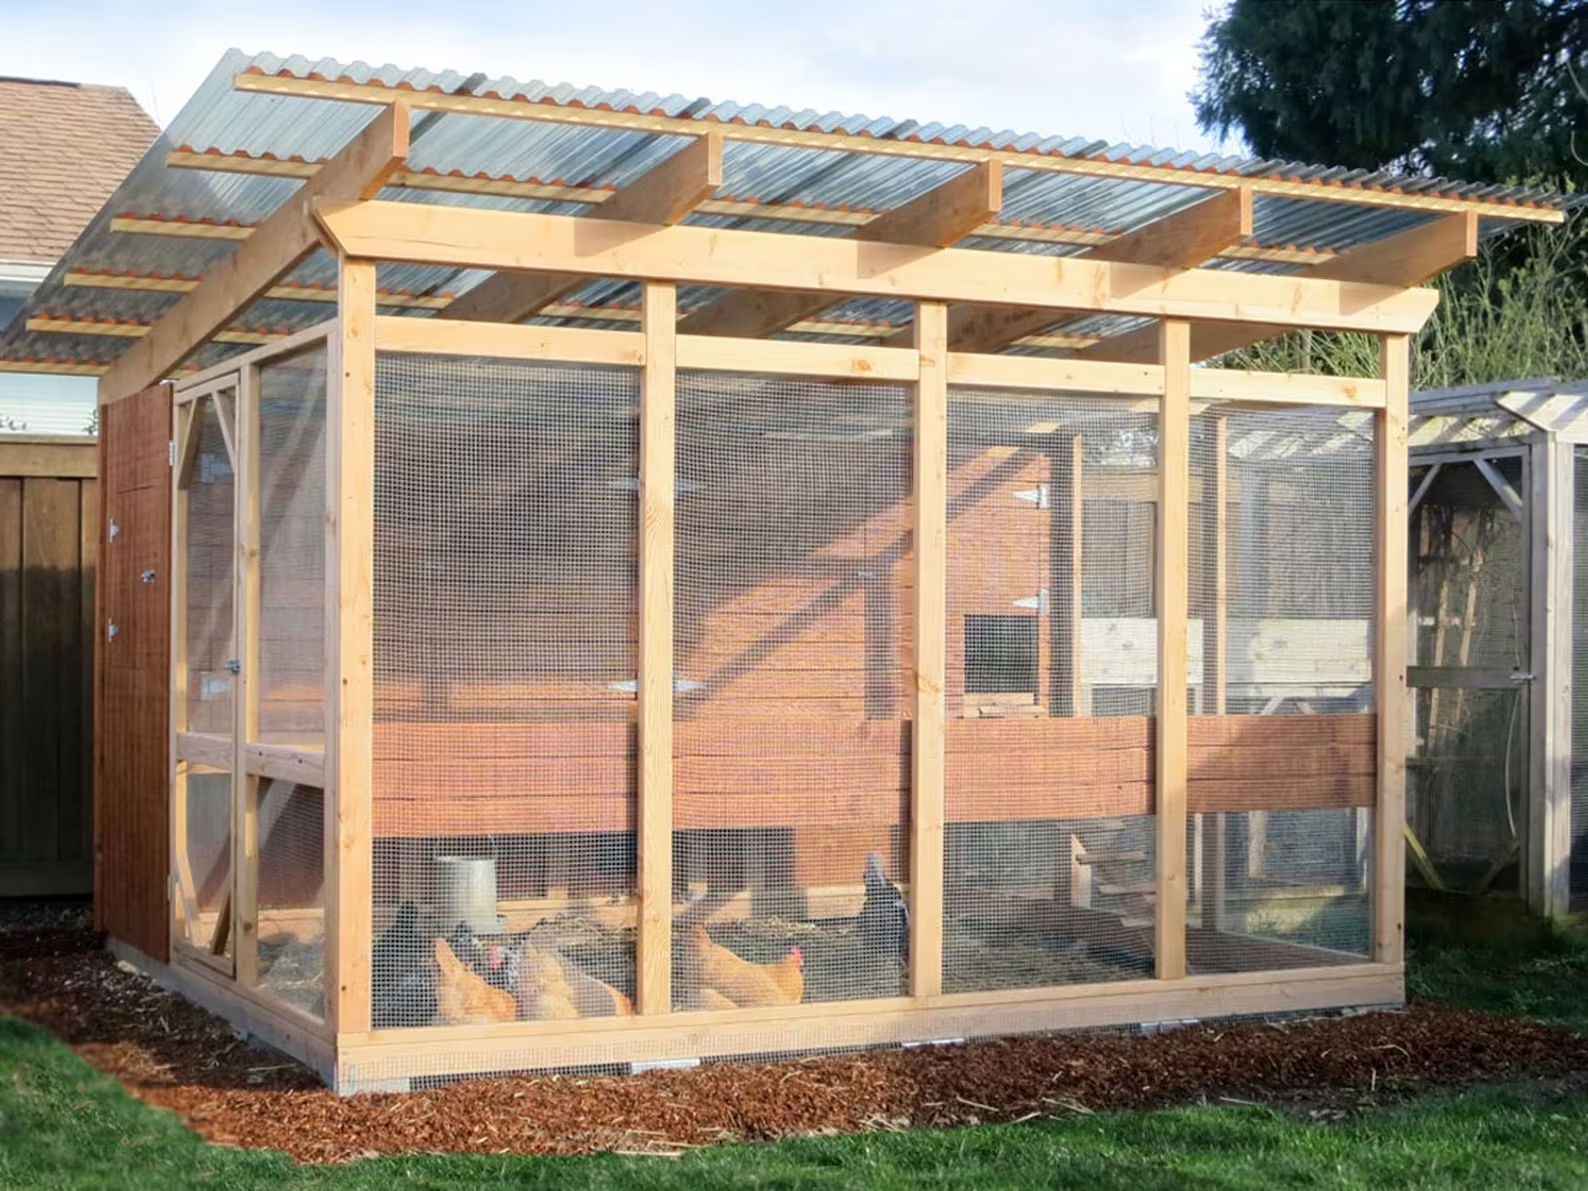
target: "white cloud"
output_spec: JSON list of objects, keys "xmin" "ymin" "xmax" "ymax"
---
[{"xmin": 0, "ymin": 0, "xmax": 1232, "ymax": 152}]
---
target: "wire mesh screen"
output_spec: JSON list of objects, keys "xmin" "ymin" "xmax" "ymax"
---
[
  {"xmin": 1408, "ymin": 458, "xmax": 1527, "ymax": 894},
  {"xmin": 1186, "ymin": 407, "xmax": 1374, "ymax": 972},
  {"xmin": 255, "ymin": 779, "xmax": 325, "ymax": 1016},
  {"xmin": 674, "ymin": 372, "xmax": 911, "ymax": 1010},
  {"xmin": 255, "ymin": 347, "xmax": 327, "ymax": 743},
  {"xmin": 944, "ymin": 392, "xmax": 1157, "ymax": 993},
  {"xmin": 370, "ymin": 353, "xmax": 639, "ymax": 1031},
  {"xmin": 182, "ymin": 767, "xmax": 232, "ymax": 952},
  {"xmin": 184, "ymin": 394, "xmax": 235, "ymax": 737}
]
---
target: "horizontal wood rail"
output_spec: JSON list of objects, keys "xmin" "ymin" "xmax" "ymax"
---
[
  {"xmin": 373, "ymin": 315, "xmax": 1395, "ymax": 408},
  {"xmin": 316, "ymin": 201, "xmax": 1440, "ymax": 337},
  {"xmin": 177, "ymin": 732, "xmax": 325, "ymax": 785}
]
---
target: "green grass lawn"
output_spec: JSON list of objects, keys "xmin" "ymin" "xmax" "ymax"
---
[{"xmin": 6, "ymin": 929, "xmax": 1588, "ymax": 1190}]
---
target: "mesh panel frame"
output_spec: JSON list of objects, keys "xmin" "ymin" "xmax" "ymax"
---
[
  {"xmin": 1186, "ymin": 407, "xmax": 1375, "ymax": 973},
  {"xmin": 673, "ymin": 372, "xmax": 913, "ymax": 1010},
  {"xmin": 943, "ymin": 392, "xmax": 1159, "ymax": 992},
  {"xmin": 369, "ymin": 353, "xmax": 640, "ymax": 1031}
]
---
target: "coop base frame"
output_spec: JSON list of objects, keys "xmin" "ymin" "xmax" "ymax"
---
[{"xmin": 110, "ymin": 938, "xmax": 1399, "ymax": 1096}]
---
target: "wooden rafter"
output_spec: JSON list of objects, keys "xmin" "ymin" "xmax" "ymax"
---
[
  {"xmin": 64, "ymin": 270, "xmax": 451, "ymax": 309},
  {"xmin": 679, "ymin": 162, "xmax": 1002, "ymax": 339},
  {"xmin": 311, "ymin": 199, "xmax": 1440, "ymax": 336},
  {"xmin": 442, "ymin": 130, "xmax": 723, "ymax": 325},
  {"xmin": 97, "ymin": 101, "xmax": 411, "ymax": 403},
  {"xmin": 890, "ymin": 187, "xmax": 1255, "ymax": 352},
  {"xmin": 1086, "ymin": 211, "xmax": 1478, "ymax": 365},
  {"xmin": 128, "ymin": 174, "xmax": 1346, "ymax": 266},
  {"xmin": 234, "ymin": 70, "xmax": 1564, "ymax": 224}
]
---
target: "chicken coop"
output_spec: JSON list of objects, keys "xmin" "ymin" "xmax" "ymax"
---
[
  {"xmin": 1406, "ymin": 379, "xmax": 1588, "ymax": 920},
  {"xmin": 3, "ymin": 51, "xmax": 1568, "ymax": 1093}
]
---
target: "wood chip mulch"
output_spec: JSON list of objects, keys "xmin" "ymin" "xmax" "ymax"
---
[{"xmin": 4, "ymin": 914, "xmax": 1588, "ymax": 1164}]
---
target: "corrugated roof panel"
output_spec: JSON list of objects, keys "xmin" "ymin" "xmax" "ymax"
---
[{"xmin": 0, "ymin": 48, "xmax": 1572, "ymax": 374}]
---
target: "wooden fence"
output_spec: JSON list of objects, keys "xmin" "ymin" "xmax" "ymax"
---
[{"xmin": 0, "ymin": 436, "xmax": 98, "ymax": 896}]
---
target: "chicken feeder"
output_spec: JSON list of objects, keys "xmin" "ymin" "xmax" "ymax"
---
[{"xmin": 434, "ymin": 855, "xmax": 504, "ymax": 934}]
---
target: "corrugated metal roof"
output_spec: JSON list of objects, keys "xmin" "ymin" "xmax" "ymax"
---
[{"xmin": 0, "ymin": 49, "xmax": 1574, "ymax": 378}]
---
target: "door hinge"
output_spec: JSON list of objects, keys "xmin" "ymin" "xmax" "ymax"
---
[
  {"xmin": 166, "ymin": 872, "xmax": 175, "ymax": 902},
  {"xmin": 168, "ymin": 440, "xmax": 176, "ymax": 467}
]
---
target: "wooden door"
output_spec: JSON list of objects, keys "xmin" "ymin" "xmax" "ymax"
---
[{"xmin": 95, "ymin": 383, "xmax": 172, "ymax": 961}]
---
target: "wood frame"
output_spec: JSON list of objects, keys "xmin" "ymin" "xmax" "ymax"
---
[
  {"xmin": 1374, "ymin": 335, "xmax": 1410, "ymax": 962},
  {"xmin": 1526, "ymin": 436, "xmax": 1574, "ymax": 918},
  {"xmin": 102, "ymin": 114, "xmax": 1446, "ymax": 1083},
  {"xmin": 312, "ymin": 200, "xmax": 1440, "ymax": 338},
  {"xmin": 1155, "ymin": 320, "xmax": 1191, "ymax": 978}
]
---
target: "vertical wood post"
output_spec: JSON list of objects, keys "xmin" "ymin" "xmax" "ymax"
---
[
  {"xmin": 169, "ymin": 401, "xmax": 190, "ymax": 950},
  {"xmin": 233, "ymin": 366, "xmax": 261, "ymax": 985},
  {"xmin": 1373, "ymin": 334, "xmax": 1410, "ymax": 963},
  {"xmin": 1197, "ymin": 416, "xmax": 1229, "ymax": 930},
  {"xmin": 910, "ymin": 300, "xmax": 948, "ymax": 998},
  {"xmin": 1527, "ymin": 435, "xmax": 1573, "ymax": 919},
  {"xmin": 327, "ymin": 258, "xmax": 376, "ymax": 1034},
  {"xmin": 1155, "ymin": 319, "xmax": 1190, "ymax": 980},
  {"xmin": 637, "ymin": 280, "xmax": 677, "ymax": 1015}
]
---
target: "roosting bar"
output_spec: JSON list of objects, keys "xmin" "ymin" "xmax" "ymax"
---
[{"xmin": 44, "ymin": 52, "xmax": 1567, "ymax": 1093}]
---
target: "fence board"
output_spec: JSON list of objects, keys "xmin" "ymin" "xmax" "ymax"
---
[{"xmin": 0, "ymin": 440, "xmax": 99, "ymax": 895}]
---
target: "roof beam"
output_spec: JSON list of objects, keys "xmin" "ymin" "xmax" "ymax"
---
[
  {"xmin": 311, "ymin": 198, "xmax": 1440, "ymax": 335},
  {"xmin": 98, "ymin": 101, "xmax": 411, "ymax": 403},
  {"xmin": 1085, "ymin": 211, "xmax": 1479, "ymax": 365},
  {"xmin": 679, "ymin": 162, "xmax": 1002, "ymax": 339},
  {"xmin": 442, "ymin": 130, "xmax": 723, "ymax": 324},
  {"xmin": 236, "ymin": 71, "xmax": 1565, "ymax": 224},
  {"xmin": 888, "ymin": 186, "xmax": 1255, "ymax": 352},
  {"xmin": 160, "ymin": 151, "xmax": 1345, "ymax": 266}
]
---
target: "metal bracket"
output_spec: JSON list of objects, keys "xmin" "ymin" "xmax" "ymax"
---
[
  {"xmin": 140, "ymin": 569, "xmax": 157, "ymax": 584},
  {"xmin": 1012, "ymin": 589, "xmax": 1049, "ymax": 615},
  {"xmin": 168, "ymin": 440, "xmax": 176, "ymax": 468},
  {"xmin": 108, "ymin": 518, "xmax": 119, "ymax": 543},
  {"xmin": 224, "ymin": 659, "xmax": 241, "ymax": 675},
  {"xmin": 1013, "ymin": 484, "xmax": 1050, "ymax": 509},
  {"xmin": 106, "ymin": 621, "xmax": 118, "ymax": 641}
]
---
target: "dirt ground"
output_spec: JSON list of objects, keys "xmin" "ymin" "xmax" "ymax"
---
[{"xmin": 4, "ymin": 901, "xmax": 1588, "ymax": 1164}]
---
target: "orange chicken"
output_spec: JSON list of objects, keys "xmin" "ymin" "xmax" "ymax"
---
[
  {"xmin": 514, "ymin": 944, "xmax": 633, "ymax": 1021},
  {"xmin": 685, "ymin": 986, "xmax": 741, "ymax": 1012},
  {"xmin": 682, "ymin": 925, "xmax": 804, "ymax": 1008},
  {"xmin": 433, "ymin": 936, "xmax": 517, "ymax": 1025}
]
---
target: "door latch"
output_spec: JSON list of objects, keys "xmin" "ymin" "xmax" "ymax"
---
[
  {"xmin": 140, "ymin": 569, "xmax": 156, "ymax": 584},
  {"xmin": 224, "ymin": 659, "xmax": 241, "ymax": 675}
]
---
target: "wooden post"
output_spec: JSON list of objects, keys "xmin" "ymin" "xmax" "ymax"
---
[
  {"xmin": 233, "ymin": 365, "xmax": 261, "ymax": 986},
  {"xmin": 1049, "ymin": 435, "xmax": 1084, "ymax": 716},
  {"xmin": 1155, "ymin": 319, "xmax": 1190, "ymax": 980},
  {"xmin": 1197, "ymin": 416, "xmax": 1229, "ymax": 930},
  {"xmin": 1527, "ymin": 436, "xmax": 1573, "ymax": 919},
  {"xmin": 636, "ymin": 280, "xmax": 677, "ymax": 1015},
  {"xmin": 1373, "ymin": 334, "xmax": 1410, "ymax": 963},
  {"xmin": 326, "ymin": 258, "xmax": 377, "ymax": 1034},
  {"xmin": 911, "ymin": 300, "xmax": 948, "ymax": 998},
  {"xmin": 169, "ymin": 401, "xmax": 190, "ymax": 951}
]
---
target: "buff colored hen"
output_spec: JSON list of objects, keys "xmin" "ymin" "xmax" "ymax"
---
[
  {"xmin": 683, "ymin": 925, "xmax": 803, "ymax": 1008},
  {"xmin": 433, "ymin": 936, "xmax": 516, "ymax": 1025},
  {"xmin": 512, "ymin": 942, "xmax": 633, "ymax": 1021}
]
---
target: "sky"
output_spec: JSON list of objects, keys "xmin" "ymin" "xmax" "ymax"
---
[
  {"xmin": 0, "ymin": 0, "xmax": 1233, "ymax": 432},
  {"xmin": 0, "ymin": 0, "xmax": 1231, "ymax": 153}
]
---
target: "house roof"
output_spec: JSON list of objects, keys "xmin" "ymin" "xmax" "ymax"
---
[
  {"xmin": 0, "ymin": 49, "xmax": 1572, "ymax": 379},
  {"xmin": 0, "ymin": 77, "xmax": 159, "ymax": 265}
]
